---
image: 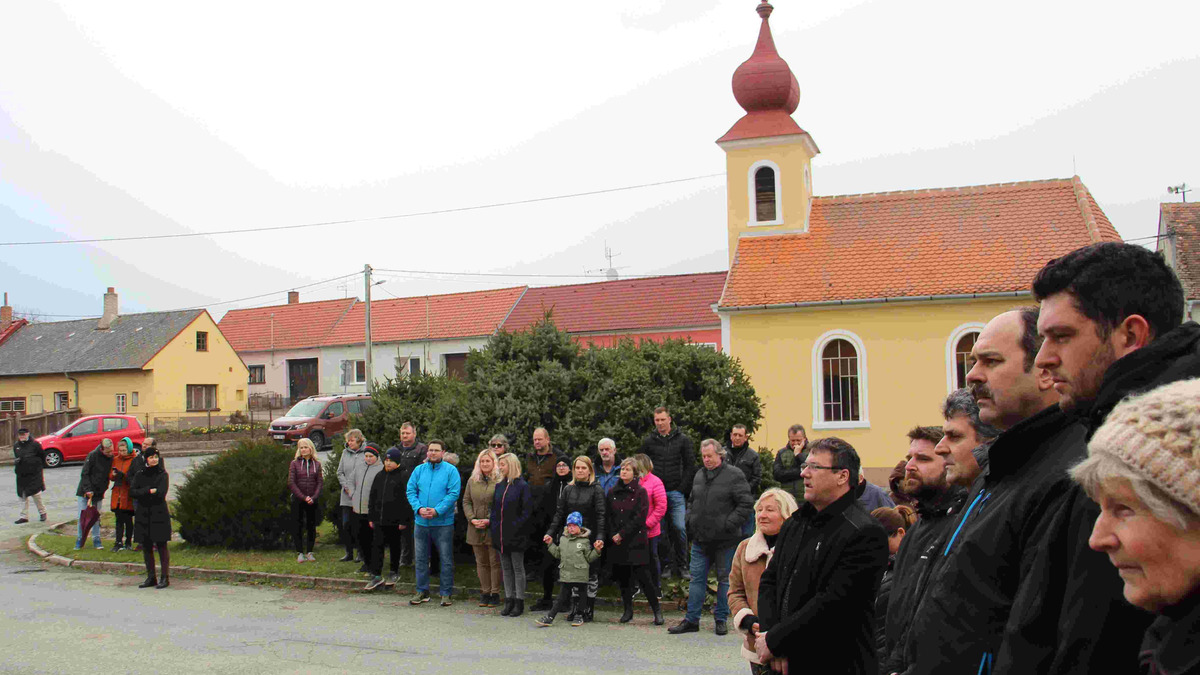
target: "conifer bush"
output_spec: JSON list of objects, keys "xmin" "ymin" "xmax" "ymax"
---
[{"xmin": 175, "ymin": 439, "xmax": 296, "ymax": 549}]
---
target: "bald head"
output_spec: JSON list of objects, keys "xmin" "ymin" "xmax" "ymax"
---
[{"xmin": 965, "ymin": 310, "xmax": 1057, "ymax": 430}]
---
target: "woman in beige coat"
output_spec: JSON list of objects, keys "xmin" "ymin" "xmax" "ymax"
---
[
  {"xmin": 464, "ymin": 449, "xmax": 502, "ymax": 607},
  {"xmin": 728, "ymin": 487, "xmax": 799, "ymax": 674}
]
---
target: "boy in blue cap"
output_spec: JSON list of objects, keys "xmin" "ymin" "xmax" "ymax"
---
[{"xmin": 536, "ymin": 511, "xmax": 600, "ymax": 627}]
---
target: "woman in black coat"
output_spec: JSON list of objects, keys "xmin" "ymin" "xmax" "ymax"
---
[
  {"xmin": 870, "ymin": 505, "xmax": 915, "ymax": 663},
  {"xmin": 541, "ymin": 456, "xmax": 607, "ymax": 619},
  {"xmin": 13, "ymin": 429, "xmax": 46, "ymax": 523},
  {"xmin": 129, "ymin": 447, "xmax": 171, "ymax": 589},
  {"xmin": 606, "ymin": 458, "xmax": 663, "ymax": 625},
  {"xmin": 491, "ymin": 453, "xmax": 533, "ymax": 617}
]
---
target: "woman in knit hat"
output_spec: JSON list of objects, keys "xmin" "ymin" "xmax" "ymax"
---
[
  {"xmin": 1071, "ymin": 377, "xmax": 1200, "ymax": 675},
  {"xmin": 130, "ymin": 446, "xmax": 171, "ymax": 588}
]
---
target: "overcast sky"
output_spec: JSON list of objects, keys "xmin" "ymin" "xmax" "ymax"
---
[{"xmin": 2, "ymin": 0, "xmax": 1197, "ymax": 322}]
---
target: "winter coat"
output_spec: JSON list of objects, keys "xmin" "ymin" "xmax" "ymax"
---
[
  {"xmin": 406, "ymin": 459, "xmax": 461, "ymax": 528},
  {"xmin": 545, "ymin": 481, "xmax": 606, "ymax": 543},
  {"xmin": 686, "ymin": 462, "xmax": 753, "ymax": 549},
  {"xmin": 389, "ymin": 441, "xmax": 427, "ymax": 520},
  {"xmin": 874, "ymin": 555, "xmax": 895, "ymax": 665},
  {"xmin": 524, "ymin": 448, "xmax": 565, "ymax": 488},
  {"xmin": 858, "ymin": 481, "xmax": 895, "ymax": 512},
  {"xmin": 547, "ymin": 527, "xmax": 601, "ymax": 583},
  {"xmin": 288, "ymin": 457, "xmax": 323, "ymax": 502},
  {"xmin": 13, "ymin": 438, "xmax": 45, "ymax": 498},
  {"xmin": 351, "ymin": 461, "xmax": 383, "ymax": 515},
  {"xmin": 462, "ymin": 476, "xmax": 498, "ymax": 546},
  {"xmin": 755, "ymin": 489, "xmax": 889, "ymax": 673},
  {"xmin": 726, "ymin": 443, "xmax": 763, "ymax": 495},
  {"xmin": 773, "ymin": 445, "xmax": 807, "ymax": 504},
  {"xmin": 490, "ymin": 478, "xmax": 533, "ymax": 553},
  {"xmin": 368, "ymin": 467, "xmax": 409, "ymax": 526},
  {"xmin": 75, "ymin": 446, "xmax": 113, "ymax": 501},
  {"xmin": 903, "ymin": 405, "xmax": 1152, "ymax": 675},
  {"xmin": 729, "ymin": 531, "xmax": 777, "ymax": 665},
  {"xmin": 638, "ymin": 427, "xmax": 695, "ymax": 495},
  {"xmin": 604, "ymin": 478, "xmax": 649, "ymax": 566},
  {"xmin": 1080, "ymin": 321, "xmax": 1200, "ymax": 438},
  {"xmin": 592, "ymin": 456, "xmax": 623, "ymax": 494},
  {"xmin": 336, "ymin": 444, "xmax": 367, "ymax": 508},
  {"xmin": 130, "ymin": 463, "xmax": 171, "ymax": 544},
  {"xmin": 1139, "ymin": 590, "xmax": 1200, "ymax": 675},
  {"xmin": 639, "ymin": 472, "xmax": 668, "ymax": 538},
  {"xmin": 108, "ymin": 452, "xmax": 138, "ymax": 512},
  {"xmin": 880, "ymin": 486, "xmax": 968, "ymax": 675}
]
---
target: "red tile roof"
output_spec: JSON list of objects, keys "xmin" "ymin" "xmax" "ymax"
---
[
  {"xmin": 0, "ymin": 318, "xmax": 27, "ymax": 347},
  {"xmin": 1160, "ymin": 202, "xmax": 1200, "ymax": 300},
  {"xmin": 322, "ymin": 287, "xmax": 527, "ymax": 346},
  {"xmin": 719, "ymin": 177, "xmax": 1122, "ymax": 309},
  {"xmin": 218, "ymin": 298, "xmax": 355, "ymax": 352},
  {"xmin": 502, "ymin": 272, "xmax": 727, "ymax": 334}
]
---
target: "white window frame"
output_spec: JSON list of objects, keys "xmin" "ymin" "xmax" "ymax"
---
[
  {"xmin": 945, "ymin": 322, "xmax": 986, "ymax": 393},
  {"xmin": 115, "ymin": 394, "xmax": 127, "ymax": 414},
  {"xmin": 747, "ymin": 159, "xmax": 784, "ymax": 226},
  {"xmin": 131, "ymin": 391, "xmax": 139, "ymax": 407},
  {"xmin": 811, "ymin": 329, "xmax": 870, "ymax": 430},
  {"xmin": 340, "ymin": 359, "xmax": 366, "ymax": 385}
]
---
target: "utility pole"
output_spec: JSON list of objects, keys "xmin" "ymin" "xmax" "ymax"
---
[{"xmin": 364, "ymin": 264, "xmax": 373, "ymax": 392}]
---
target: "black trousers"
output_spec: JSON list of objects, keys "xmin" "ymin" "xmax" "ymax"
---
[
  {"xmin": 143, "ymin": 542, "xmax": 169, "ymax": 580},
  {"xmin": 356, "ymin": 514, "xmax": 373, "ymax": 563},
  {"xmin": 612, "ymin": 563, "xmax": 656, "ymax": 597},
  {"xmin": 547, "ymin": 581, "xmax": 587, "ymax": 619},
  {"xmin": 114, "ymin": 509, "xmax": 134, "ymax": 547},
  {"xmin": 292, "ymin": 499, "xmax": 318, "ymax": 553},
  {"xmin": 399, "ymin": 522, "xmax": 415, "ymax": 565},
  {"xmin": 339, "ymin": 505, "xmax": 356, "ymax": 554},
  {"xmin": 371, "ymin": 523, "xmax": 403, "ymax": 576}
]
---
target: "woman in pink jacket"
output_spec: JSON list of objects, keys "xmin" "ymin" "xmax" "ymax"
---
[{"xmin": 633, "ymin": 453, "xmax": 667, "ymax": 593}]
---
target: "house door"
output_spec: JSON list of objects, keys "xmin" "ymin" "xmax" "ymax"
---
[{"xmin": 288, "ymin": 359, "xmax": 319, "ymax": 403}]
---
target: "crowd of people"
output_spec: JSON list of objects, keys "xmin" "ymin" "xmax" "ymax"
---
[{"xmin": 12, "ymin": 241, "xmax": 1200, "ymax": 674}]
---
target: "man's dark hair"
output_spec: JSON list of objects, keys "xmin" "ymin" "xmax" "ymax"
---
[
  {"xmin": 906, "ymin": 425, "xmax": 945, "ymax": 445},
  {"xmin": 653, "ymin": 406, "xmax": 670, "ymax": 416},
  {"xmin": 426, "ymin": 439, "xmax": 445, "ymax": 452},
  {"xmin": 1032, "ymin": 242, "xmax": 1184, "ymax": 340},
  {"xmin": 787, "ymin": 423, "xmax": 807, "ymax": 435},
  {"xmin": 809, "ymin": 437, "xmax": 860, "ymax": 481},
  {"xmin": 732, "ymin": 424, "xmax": 747, "ymax": 433},
  {"xmin": 942, "ymin": 389, "xmax": 1001, "ymax": 440},
  {"xmin": 1016, "ymin": 306, "xmax": 1043, "ymax": 372}
]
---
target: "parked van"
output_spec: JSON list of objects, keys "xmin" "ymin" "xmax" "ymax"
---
[{"xmin": 269, "ymin": 394, "xmax": 372, "ymax": 449}]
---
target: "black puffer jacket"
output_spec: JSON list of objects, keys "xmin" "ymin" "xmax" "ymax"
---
[
  {"xmin": 726, "ymin": 443, "xmax": 763, "ymax": 495},
  {"xmin": 754, "ymin": 488, "xmax": 889, "ymax": 673},
  {"xmin": 391, "ymin": 442, "xmax": 427, "ymax": 523},
  {"xmin": 874, "ymin": 556, "xmax": 895, "ymax": 663},
  {"xmin": 75, "ymin": 446, "xmax": 113, "ymax": 500},
  {"xmin": 1080, "ymin": 321, "xmax": 1200, "ymax": 437},
  {"xmin": 881, "ymin": 485, "xmax": 969, "ymax": 675},
  {"xmin": 13, "ymin": 438, "xmax": 46, "ymax": 497},
  {"xmin": 546, "ymin": 481, "xmax": 606, "ymax": 543},
  {"xmin": 685, "ymin": 462, "xmax": 753, "ymax": 549},
  {"xmin": 1139, "ymin": 590, "xmax": 1200, "ymax": 675},
  {"xmin": 368, "ymin": 467, "xmax": 411, "ymax": 527},
  {"xmin": 638, "ymin": 427, "xmax": 695, "ymax": 495},
  {"xmin": 903, "ymin": 405, "xmax": 1152, "ymax": 675},
  {"xmin": 130, "ymin": 462, "xmax": 171, "ymax": 544}
]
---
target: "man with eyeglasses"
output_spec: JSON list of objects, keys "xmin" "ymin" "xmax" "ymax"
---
[{"xmin": 750, "ymin": 437, "xmax": 888, "ymax": 674}]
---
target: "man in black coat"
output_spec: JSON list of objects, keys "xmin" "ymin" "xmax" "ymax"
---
[
  {"xmin": 75, "ymin": 438, "xmax": 114, "ymax": 549},
  {"xmin": 772, "ymin": 423, "xmax": 808, "ymax": 505},
  {"xmin": 725, "ymin": 424, "xmax": 762, "ymax": 538},
  {"xmin": 637, "ymin": 406, "xmax": 695, "ymax": 579},
  {"xmin": 750, "ymin": 437, "xmax": 888, "ymax": 675},
  {"xmin": 13, "ymin": 428, "xmax": 47, "ymax": 523},
  {"xmin": 387, "ymin": 422, "xmax": 427, "ymax": 566},
  {"xmin": 667, "ymin": 438, "xmax": 753, "ymax": 636}
]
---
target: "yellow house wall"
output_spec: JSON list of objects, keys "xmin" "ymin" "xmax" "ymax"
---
[
  {"xmin": 0, "ymin": 371, "xmax": 152, "ymax": 416},
  {"xmin": 724, "ymin": 142, "xmax": 815, "ymax": 264},
  {"xmin": 729, "ymin": 297, "xmax": 1027, "ymax": 473},
  {"xmin": 144, "ymin": 312, "xmax": 249, "ymax": 420}
]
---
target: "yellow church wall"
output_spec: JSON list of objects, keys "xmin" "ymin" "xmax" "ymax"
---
[
  {"xmin": 728, "ymin": 296, "xmax": 1026, "ymax": 474},
  {"xmin": 144, "ymin": 311, "xmax": 248, "ymax": 423},
  {"xmin": 723, "ymin": 142, "xmax": 815, "ymax": 263}
]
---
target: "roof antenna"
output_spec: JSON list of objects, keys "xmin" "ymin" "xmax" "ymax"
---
[{"xmin": 1168, "ymin": 183, "xmax": 1191, "ymax": 203}]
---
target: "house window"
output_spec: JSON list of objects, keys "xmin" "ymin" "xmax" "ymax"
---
[
  {"xmin": 812, "ymin": 330, "xmax": 870, "ymax": 429},
  {"xmin": 0, "ymin": 397, "xmax": 26, "ymax": 414},
  {"xmin": 186, "ymin": 385, "xmax": 218, "ymax": 411},
  {"xmin": 115, "ymin": 394, "xmax": 127, "ymax": 413},
  {"xmin": 340, "ymin": 360, "xmax": 366, "ymax": 385},
  {"xmin": 248, "ymin": 365, "xmax": 266, "ymax": 384},
  {"xmin": 945, "ymin": 323, "xmax": 987, "ymax": 393},
  {"xmin": 54, "ymin": 392, "xmax": 70, "ymax": 410},
  {"xmin": 409, "ymin": 357, "xmax": 421, "ymax": 376},
  {"xmin": 196, "ymin": 331, "xmax": 208, "ymax": 352},
  {"xmin": 236, "ymin": 389, "xmax": 244, "ymax": 401},
  {"xmin": 131, "ymin": 391, "xmax": 139, "ymax": 407},
  {"xmin": 755, "ymin": 167, "xmax": 776, "ymax": 222}
]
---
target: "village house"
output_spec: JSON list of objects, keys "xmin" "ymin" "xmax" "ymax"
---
[{"xmin": 1157, "ymin": 201, "xmax": 1200, "ymax": 322}]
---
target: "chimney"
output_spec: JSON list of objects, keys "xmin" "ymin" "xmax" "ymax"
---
[
  {"xmin": 97, "ymin": 287, "xmax": 118, "ymax": 330},
  {"xmin": 287, "ymin": 291, "xmax": 299, "ymax": 304},
  {"xmin": 0, "ymin": 293, "xmax": 11, "ymax": 332}
]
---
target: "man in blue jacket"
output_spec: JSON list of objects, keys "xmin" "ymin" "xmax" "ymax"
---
[{"xmin": 406, "ymin": 439, "xmax": 461, "ymax": 606}]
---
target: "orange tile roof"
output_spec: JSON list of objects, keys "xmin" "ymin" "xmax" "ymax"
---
[
  {"xmin": 719, "ymin": 177, "xmax": 1122, "ymax": 309},
  {"xmin": 322, "ymin": 286, "xmax": 527, "ymax": 346},
  {"xmin": 218, "ymin": 298, "xmax": 355, "ymax": 352},
  {"xmin": 502, "ymin": 272, "xmax": 727, "ymax": 334},
  {"xmin": 1160, "ymin": 202, "xmax": 1200, "ymax": 300}
]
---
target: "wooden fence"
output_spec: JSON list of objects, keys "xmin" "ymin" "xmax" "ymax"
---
[{"xmin": 1, "ymin": 408, "xmax": 83, "ymax": 445}]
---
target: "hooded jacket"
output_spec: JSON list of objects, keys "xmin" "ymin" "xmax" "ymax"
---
[
  {"xmin": 288, "ymin": 457, "xmax": 323, "ymax": 501},
  {"xmin": 638, "ymin": 427, "xmax": 695, "ymax": 495},
  {"xmin": 605, "ymin": 478, "xmax": 649, "ymax": 566},
  {"xmin": 75, "ymin": 445, "xmax": 113, "ymax": 500},
  {"xmin": 130, "ymin": 459, "xmax": 170, "ymax": 544},
  {"xmin": 755, "ymin": 488, "xmax": 889, "ymax": 674},
  {"xmin": 351, "ymin": 459, "xmax": 383, "ymax": 515},
  {"xmin": 686, "ymin": 462, "xmax": 754, "ymax": 549},
  {"xmin": 368, "ymin": 466, "xmax": 409, "ymax": 526},
  {"xmin": 545, "ymin": 481, "xmax": 606, "ymax": 543},
  {"xmin": 639, "ymin": 471, "xmax": 668, "ymax": 539},
  {"xmin": 902, "ymin": 405, "xmax": 1152, "ymax": 675},
  {"xmin": 108, "ymin": 443, "xmax": 138, "ymax": 512},
  {"xmin": 13, "ymin": 437, "xmax": 45, "ymax": 498},
  {"xmin": 547, "ymin": 526, "xmax": 601, "ymax": 583},
  {"xmin": 490, "ymin": 477, "xmax": 532, "ymax": 553},
  {"xmin": 336, "ymin": 442, "xmax": 368, "ymax": 508}
]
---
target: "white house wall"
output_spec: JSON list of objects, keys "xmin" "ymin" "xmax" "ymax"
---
[
  {"xmin": 319, "ymin": 337, "xmax": 491, "ymax": 393},
  {"xmin": 239, "ymin": 347, "xmax": 323, "ymax": 398}
]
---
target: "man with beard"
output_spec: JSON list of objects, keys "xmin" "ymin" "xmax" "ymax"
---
[
  {"xmin": 899, "ymin": 304, "xmax": 1150, "ymax": 674},
  {"xmin": 880, "ymin": 425, "xmax": 961, "ymax": 674},
  {"xmin": 935, "ymin": 388, "xmax": 1000, "ymax": 488}
]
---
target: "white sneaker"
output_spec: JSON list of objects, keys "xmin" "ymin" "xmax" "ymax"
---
[
  {"xmin": 305, "ymin": 552, "xmax": 316, "ymax": 562},
  {"xmin": 297, "ymin": 553, "xmax": 305, "ymax": 563}
]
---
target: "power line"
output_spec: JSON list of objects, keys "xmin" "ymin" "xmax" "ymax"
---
[
  {"xmin": 0, "ymin": 173, "xmax": 725, "ymax": 247},
  {"xmin": 374, "ymin": 268, "xmax": 663, "ymax": 280}
]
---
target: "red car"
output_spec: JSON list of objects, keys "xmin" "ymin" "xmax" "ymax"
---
[{"xmin": 36, "ymin": 414, "xmax": 146, "ymax": 468}]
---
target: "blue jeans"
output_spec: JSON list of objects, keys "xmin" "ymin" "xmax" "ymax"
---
[
  {"xmin": 414, "ymin": 524, "xmax": 455, "ymax": 597},
  {"xmin": 685, "ymin": 542, "xmax": 735, "ymax": 624},
  {"xmin": 76, "ymin": 496, "xmax": 101, "ymax": 547},
  {"xmin": 664, "ymin": 490, "xmax": 688, "ymax": 575},
  {"xmin": 740, "ymin": 512, "xmax": 756, "ymax": 538}
]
